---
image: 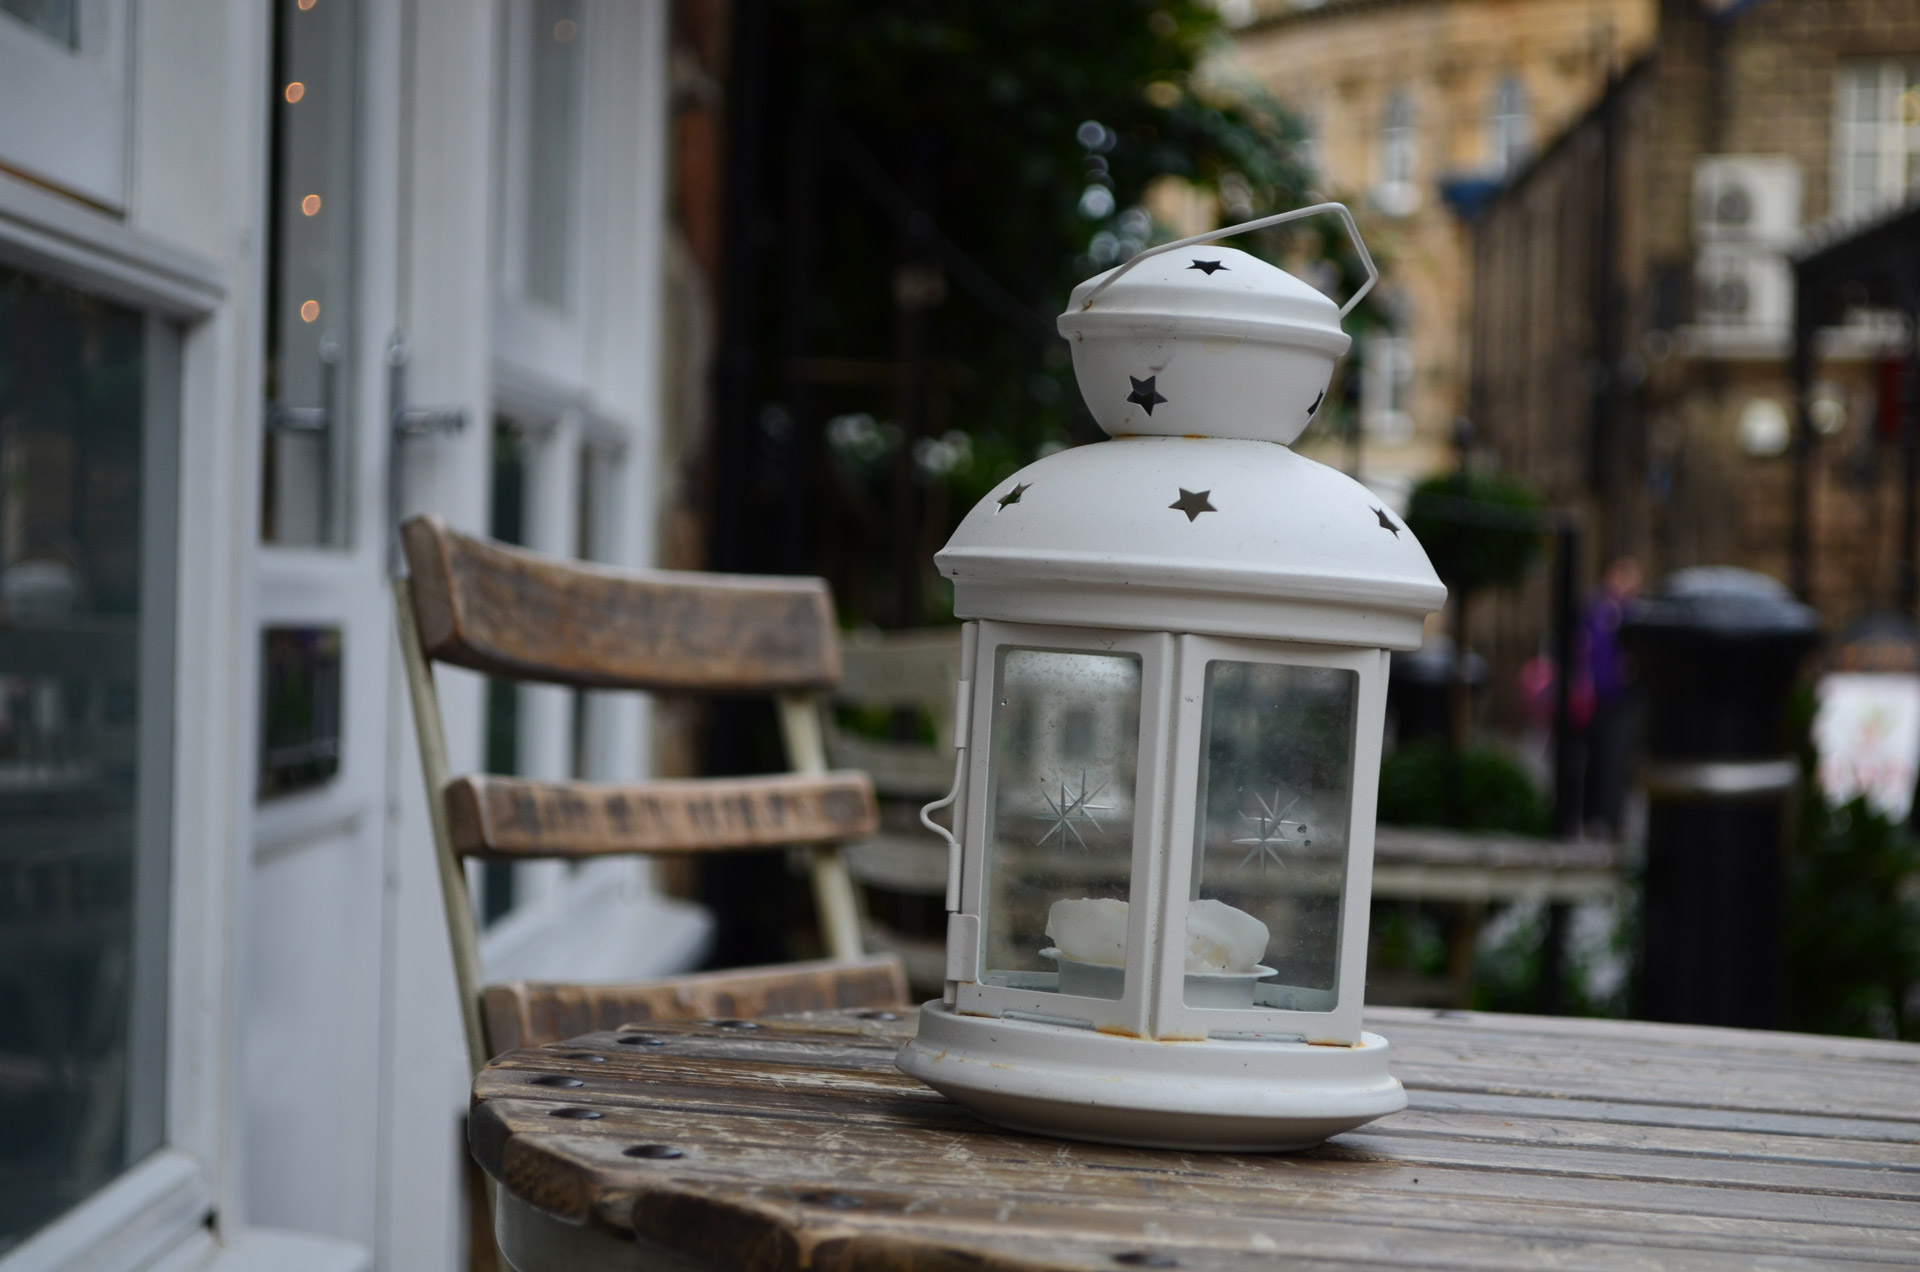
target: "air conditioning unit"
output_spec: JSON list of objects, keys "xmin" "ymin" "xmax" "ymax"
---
[
  {"xmin": 1694, "ymin": 156, "xmax": 1801, "ymax": 246},
  {"xmin": 1695, "ymin": 244, "xmax": 1793, "ymax": 331}
]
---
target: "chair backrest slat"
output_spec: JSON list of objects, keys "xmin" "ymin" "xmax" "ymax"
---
[
  {"xmin": 479, "ymin": 956, "xmax": 908, "ymax": 1052},
  {"xmin": 401, "ymin": 514, "xmax": 841, "ymax": 692},
  {"xmin": 444, "ymin": 771, "xmax": 879, "ymax": 860}
]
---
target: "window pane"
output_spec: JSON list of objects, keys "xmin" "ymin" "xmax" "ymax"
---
[
  {"xmin": 525, "ymin": 0, "xmax": 582, "ymax": 309},
  {"xmin": 0, "ymin": 0, "xmax": 76, "ymax": 47},
  {"xmin": 1187, "ymin": 661, "xmax": 1356, "ymax": 1012},
  {"xmin": 480, "ymin": 418, "xmax": 528, "ymax": 925},
  {"xmin": 0, "ymin": 267, "xmax": 170, "ymax": 1252},
  {"xmin": 263, "ymin": 0, "xmax": 357, "ymax": 546},
  {"xmin": 983, "ymin": 649, "xmax": 1140, "ymax": 1000}
]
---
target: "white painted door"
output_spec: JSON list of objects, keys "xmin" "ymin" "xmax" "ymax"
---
[
  {"xmin": 242, "ymin": 0, "xmax": 415, "ymax": 1257},
  {"xmin": 240, "ymin": 3, "xmax": 697, "ymax": 1269}
]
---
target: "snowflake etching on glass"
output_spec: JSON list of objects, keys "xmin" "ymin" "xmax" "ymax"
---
[
  {"xmin": 1233, "ymin": 787, "xmax": 1310, "ymax": 871},
  {"xmin": 1035, "ymin": 771, "xmax": 1113, "ymax": 851}
]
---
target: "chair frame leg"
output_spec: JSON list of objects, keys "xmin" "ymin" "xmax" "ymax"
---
[{"xmin": 777, "ymin": 693, "xmax": 864, "ymax": 962}]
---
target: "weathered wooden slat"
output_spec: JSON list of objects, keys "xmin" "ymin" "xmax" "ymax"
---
[
  {"xmin": 1403, "ymin": 1087, "xmax": 1920, "ymax": 1143},
  {"xmin": 1370, "ymin": 1005, "xmax": 1920, "ymax": 1065},
  {"xmin": 443, "ymin": 770, "xmax": 879, "ymax": 860},
  {"xmin": 480, "ymin": 956, "xmax": 907, "ymax": 1053},
  {"xmin": 486, "ymin": 1039, "xmax": 1920, "ymax": 1175},
  {"xmin": 401, "ymin": 514, "xmax": 841, "ymax": 692},
  {"xmin": 469, "ymin": 1099, "xmax": 1920, "ymax": 1266},
  {"xmin": 470, "ymin": 1009, "xmax": 1920, "ymax": 1270},
  {"xmin": 471, "ymin": 1068, "xmax": 1920, "ymax": 1209}
]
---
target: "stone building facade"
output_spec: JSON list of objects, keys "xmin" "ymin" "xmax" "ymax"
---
[
  {"xmin": 1220, "ymin": 0, "xmax": 1658, "ymax": 498},
  {"xmin": 1469, "ymin": 0, "xmax": 1920, "ymax": 720}
]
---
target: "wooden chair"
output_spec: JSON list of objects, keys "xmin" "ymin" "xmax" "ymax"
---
[
  {"xmin": 820, "ymin": 628, "xmax": 965, "ymax": 994},
  {"xmin": 393, "ymin": 514, "xmax": 905, "ymax": 1079}
]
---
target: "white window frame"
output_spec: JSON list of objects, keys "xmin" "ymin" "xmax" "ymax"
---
[
  {"xmin": 1361, "ymin": 332, "xmax": 1415, "ymax": 446},
  {"xmin": 0, "ymin": 0, "xmax": 131, "ymax": 210},
  {"xmin": 491, "ymin": 0, "xmax": 593, "ymax": 388},
  {"xmin": 1832, "ymin": 61, "xmax": 1920, "ymax": 222},
  {"xmin": 0, "ymin": 171, "xmax": 229, "ymax": 1272},
  {"xmin": 1487, "ymin": 73, "xmax": 1533, "ymax": 178}
]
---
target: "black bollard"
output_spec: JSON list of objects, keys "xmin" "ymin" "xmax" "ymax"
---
[{"xmin": 1621, "ymin": 568, "xmax": 1819, "ymax": 1028}]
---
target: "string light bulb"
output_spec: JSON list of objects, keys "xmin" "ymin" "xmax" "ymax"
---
[
  {"xmin": 284, "ymin": 81, "xmax": 306, "ymax": 104},
  {"xmin": 300, "ymin": 300, "xmax": 320, "ymax": 323}
]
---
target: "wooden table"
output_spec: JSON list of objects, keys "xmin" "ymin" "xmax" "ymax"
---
[{"xmin": 470, "ymin": 1007, "xmax": 1920, "ymax": 1271}]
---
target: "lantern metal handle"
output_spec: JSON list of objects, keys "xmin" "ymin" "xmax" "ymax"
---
[{"xmin": 1077, "ymin": 201, "xmax": 1378, "ymax": 319}]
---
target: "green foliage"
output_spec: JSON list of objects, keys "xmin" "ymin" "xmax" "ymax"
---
[
  {"xmin": 1368, "ymin": 903, "xmax": 1449, "ymax": 979},
  {"xmin": 1377, "ymin": 740, "xmax": 1549, "ymax": 835},
  {"xmin": 768, "ymin": 1, "xmax": 1375, "ymax": 624},
  {"xmin": 1786, "ymin": 796, "xmax": 1920, "ymax": 1040},
  {"xmin": 1469, "ymin": 896, "xmax": 1636, "ymax": 1018},
  {"xmin": 1404, "ymin": 470, "xmax": 1546, "ymax": 598}
]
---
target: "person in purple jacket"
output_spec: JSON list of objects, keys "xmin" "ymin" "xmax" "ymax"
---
[{"xmin": 1577, "ymin": 557, "xmax": 1643, "ymax": 838}]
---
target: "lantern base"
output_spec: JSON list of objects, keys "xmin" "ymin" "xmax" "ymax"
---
[{"xmin": 897, "ymin": 1001, "xmax": 1407, "ymax": 1152}]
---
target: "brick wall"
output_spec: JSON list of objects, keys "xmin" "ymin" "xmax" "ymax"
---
[{"xmin": 1468, "ymin": 0, "xmax": 1920, "ymax": 729}]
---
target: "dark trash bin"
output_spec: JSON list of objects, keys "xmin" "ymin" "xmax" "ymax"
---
[
  {"xmin": 1621, "ymin": 568, "xmax": 1819, "ymax": 1028},
  {"xmin": 1388, "ymin": 635, "xmax": 1486, "ymax": 745}
]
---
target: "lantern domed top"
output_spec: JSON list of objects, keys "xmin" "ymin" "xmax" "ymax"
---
[
  {"xmin": 1057, "ymin": 204, "xmax": 1377, "ymax": 446},
  {"xmin": 1064, "ymin": 245, "xmax": 1347, "ymax": 354},
  {"xmin": 937, "ymin": 436, "xmax": 1445, "ymax": 650}
]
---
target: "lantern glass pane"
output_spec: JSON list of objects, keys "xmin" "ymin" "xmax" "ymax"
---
[
  {"xmin": 982, "ymin": 648, "xmax": 1141, "ymax": 999},
  {"xmin": 1185, "ymin": 660, "xmax": 1356, "ymax": 1011}
]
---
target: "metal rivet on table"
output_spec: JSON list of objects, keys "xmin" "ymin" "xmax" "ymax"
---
[
  {"xmin": 856, "ymin": 1010, "xmax": 900, "ymax": 1021},
  {"xmin": 799, "ymin": 1190, "xmax": 863, "ymax": 1210},
  {"xmin": 529, "ymin": 1074, "xmax": 584, "ymax": 1088},
  {"xmin": 550, "ymin": 1107, "xmax": 603, "ymax": 1120},
  {"xmin": 624, "ymin": 1144, "xmax": 684, "ymax": 1160},
  {"xmin": 617, "ymin": 1035, "xmax": 668, "ymax": 1046},
  {"xmin": 562, "ymin": 1052, "xmax": 608, "ymax": 1062},
  {"xmin": 1112, "ymin": 1254, "xmax": 1178, "ymax": 1268},
  {"xmin": 710, "ymin": 1019, "xmax": 759, "ymax": 1030}
]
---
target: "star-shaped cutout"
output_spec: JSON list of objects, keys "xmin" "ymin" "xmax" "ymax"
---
[
  {"xmin": 1035, "ymin": 772, "xmax": 1112, "ymax": 851},
  {"xmin": 1188, "ymin": 259, "xmax": 1227, "ymax": 275},
  {"xmin": 1170, "ymin": 488, "xmax": 1216, "ymax": 521},
  {"xmin": 997, "ymin": 483, "xmax": 1030, "ymax": 511},
  {"xmin": 1126, "ymin": 375, "xmax": 1168, "ymax": 415},
  {"xmin": 1373, "ymin": 506, "xmax": 1400, "ymax": 537},
  {"xmin": 1307, "ymin": 389, "xmax": 1325, "ymax": 418},
  {"xmin": 1232, "ymin": 789, "xmax": 1309, "ymax": 871}
]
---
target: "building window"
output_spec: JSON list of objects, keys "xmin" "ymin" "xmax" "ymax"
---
[
  {"xmin": 0, "ymin": 0, "xmax": 77, "ymax": 48},
  {"xmin": 1833, "ymin": 62, "xmax": 1920, "ymax": 221},
  {"xmin": 1487, "ymin": 74, "xmax": 1533, "ymax": 177},
  {"xmin": 496, "ymin": 0, "xmax": 585, "ymax": 313},
  {"xmin": 0, "ymin": 264, "xmax": 176, "ymax": 1255},
  {"xmin": 1361, "ymin": 333, "xmax": 1415, "ymax": 446},
  {"xmin": 1375, "ymin": 90, "xmax": 1421, "ymax": 217}
]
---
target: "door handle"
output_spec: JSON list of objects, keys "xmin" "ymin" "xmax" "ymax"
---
[
  {"xmin": 386, "ymin": 333, "xmax": 468, "ymax": 575},
  {"xmin": 265, "ymin": 339, "xmax": 342, "ymax": 543}
]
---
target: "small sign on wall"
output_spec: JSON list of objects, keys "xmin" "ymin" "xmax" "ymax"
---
[{"xmin": 259, "ymin": 625, "xmax": 342, "ymax": 798}]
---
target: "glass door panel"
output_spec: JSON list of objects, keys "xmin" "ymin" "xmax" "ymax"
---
[
  {"xmin": 982, "ymin": 648, "xmax": 1141, "ymax": 999},
  {"xmin": 262, "ymin": 0, "xmax": 357, "ymax": 546},
  {"xmin": 0, "ymin": 265, "xmax": 172, "ymax": 1254},
  {"xmin": 1186, "ymin": 659, "xmax": 1356, "ymax": 1012}
]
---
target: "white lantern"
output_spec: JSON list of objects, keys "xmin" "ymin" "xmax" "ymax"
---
[{"xmin": 896, "ymin": 206, "xmax": 1447, "ymax": 1151}]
